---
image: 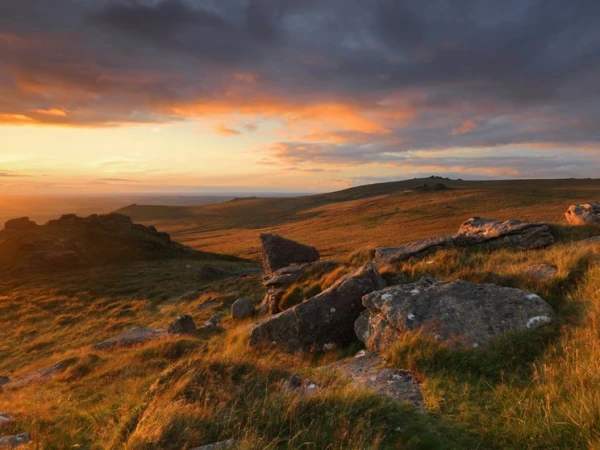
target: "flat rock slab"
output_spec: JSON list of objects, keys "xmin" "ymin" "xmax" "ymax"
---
[
  {"xmin": 249, "ymin": 263, "xmax": 385, "ymax": 352},
  {"xmin": 0, "ymin": 433, "xmax": 30, "ymax": 448},
  {"xmin": 0, "ymin": 414, "xmax": 13, "ymax": 428},
  {"xmin": 190, "ymin": 439, "xmax": 235, "ymax": 450},
  {"xmin": 525, "ymin": 264, "xmax": 558, "ymax": 281},
  {"xmin": 324, "ymin": 351, "xmax": 423, "ymax": 408},
  {"xmin": 566, "ymin": 203, "xmax": 600, "ymax": 225},
  {"xmin": 197, "ymin": 300, "xmax": 220, "ymax": 311},
  {"xmin": 376, "ymin": 217, "xmax": 554, "ymax": 264},
  {"xmin": 94, "ymin": 327, "xmax": 167, "ymax": 350},
  {"xmin": 375, "ymin": 236, "xmax": 455, "ymax": 264},
  {"xmin": 3, "ymin": 358, "xmax": 77, "ymax": 390},
  {"xmin": 357, "ymin": 277, "xmax": 554, "ymax": 352}
]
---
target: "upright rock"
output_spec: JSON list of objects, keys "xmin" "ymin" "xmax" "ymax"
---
[
  {"xmin": 565, "ymin": 203, "xmax": 600, "ymax": 225},
  {"xmin": 249, "ymin": 263, "xmax": 385, "ymax": 352},
  {"xmin": 356, "ymin": 277, "xmax": 554, "ymax": 353},
  {"xmin": 260, "ymin": 234, "xmax": 319, "ymax": 274}
]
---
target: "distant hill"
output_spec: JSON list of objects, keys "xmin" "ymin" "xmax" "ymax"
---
[{"xmin": 116, "ymin": 177, "xmax": 600, "ymax": 261}]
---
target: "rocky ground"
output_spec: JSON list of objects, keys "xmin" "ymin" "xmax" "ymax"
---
[{"xmin": 1, "ymin": 197, "xmax": 600, "ymax": 448}]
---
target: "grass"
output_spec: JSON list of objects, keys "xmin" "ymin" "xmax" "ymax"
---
[{"xmin": 2, "ymin": 178, "xmax": 600, "ymax": 448}]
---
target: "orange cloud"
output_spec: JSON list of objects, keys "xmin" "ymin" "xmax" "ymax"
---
[
  {"xmin": 0, "ymin": 113, "xmax": 34, "ymax": 124},
  {"xmin": 214, "ymin": 124, "xmax": 241, "ymax": 136},
  {"xmin": 452, "ymin": 119, "xmax": 478, "ymax": 135},
  {"xmin": 34, "ymin": 108, "xmax": 67, "ymax": 117}
]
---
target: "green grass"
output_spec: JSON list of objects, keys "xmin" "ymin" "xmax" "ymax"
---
[{"xmin": 2, "ymin": 178, "xmax": 600, "ymax": 448}]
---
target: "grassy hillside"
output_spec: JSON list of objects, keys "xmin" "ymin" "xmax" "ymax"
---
[
  {"xmin": 118, "ymin": 177, "xmax": 600, "ymax": 259},
  {"xmin": 2, "ymin": 177, "xmax": 600, "ymax": 448}
]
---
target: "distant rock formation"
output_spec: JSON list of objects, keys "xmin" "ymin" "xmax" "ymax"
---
[
  {"xmin": 0, "ymin": 213, "xmax": 194, "ymax": 271},
  {"xmin": 376, "ymin": 217, "xmax": 554, "ymax": 264},
  {"xmin": 260, "ymin": 233, "xmax": 319, "ymax": 274},
  {"xmin": 356, "ymin": 277, "xmax": 554, "ymax": 352},
  {"xmin": 565, "ymin": 203, "xmax": 600, "ymax": 225},
  {"xmin": 249, "ymin": 263, "xmax": 385, "ymax": 352}
]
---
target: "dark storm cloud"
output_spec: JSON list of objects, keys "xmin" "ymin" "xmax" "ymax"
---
[{"xmin": 1, "ymin": 0, "xmax": 599, "ymax": 167}]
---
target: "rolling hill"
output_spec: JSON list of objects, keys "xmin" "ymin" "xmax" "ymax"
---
[{"xmin": 117, "ymin": 177, "xmax": 600, "ymax": 260}]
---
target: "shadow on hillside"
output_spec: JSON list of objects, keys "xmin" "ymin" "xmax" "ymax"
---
[
  {"xmin": 551, "ymin": 224, "xmax": 600, "ymax": 243},
  {"xmin": 0, "ymin": 258, "xmax": 263, "ymax": 307}
]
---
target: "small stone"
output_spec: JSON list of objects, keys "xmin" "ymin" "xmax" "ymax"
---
[
  {"xmin": 323, "ymin": 342, "xmax": 337, "ymax": 351},
  {"xmin": 231, "ymin": 298, "xmax": 255, "ymax": 319},
  {"xmin": 0, "ymin": 412, "xmax": 14, "ymax": 427},
  {"xmin": 0, "ymin": 433, "xmax": 30, "ymax": 447},
  {"xmin": 0, "ymin": 377, "xmax": 9, "ymax": 386},
  {"xmin": 190, "ymin": 439, "xmax": 236, "ymax": 450},
  {"xmin": 168, "ymin": 315, "xmax": 197, "ymax": 335}
]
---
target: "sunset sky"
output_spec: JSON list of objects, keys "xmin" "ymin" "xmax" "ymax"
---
[{"xmin": 1, "ymin": 0, "xmax": 600, "ymax": 194}]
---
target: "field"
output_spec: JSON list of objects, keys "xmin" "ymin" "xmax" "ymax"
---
[{"xmin": 2, "ymin": 177, "xmax": 600, "ymax": 449}]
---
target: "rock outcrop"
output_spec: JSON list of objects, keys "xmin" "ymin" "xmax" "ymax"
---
[
  {"xmin": 4, "ymin": 217, "xmax": 38, "ymax": 231},
  {"xmin": 565, "ymin": 203, "xmax": 600, "ymax": 225},
  {"xmin": 260, "ymin": 234, "xmax": 319, "ymax": 274},
  {"xmin": 356, "ymin": 277, "xmax": 554, "ymax": 352},
  {"xmin": 249, "ymin": 263, "xmax": 385, "ymax": 352},
  {"xmin": 259, "ymin": 260, "xmax": 337, "ymax": 315},
  {"xmin": 376, "ymin": 217, "xmax": 554, "ymax": 264},
  {"xmin": 324, "ymin": 351, "xmax": 423, "ymax": 407},
  {"xmin": 0, "ymin": 213, "xmax": 194, "ymax": 272}
]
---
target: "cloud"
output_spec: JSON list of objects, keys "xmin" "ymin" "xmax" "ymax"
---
[
  {"xmin": 215, "ymin": 124, "xmax": 241, "ymax": 136},
  {"xmin": 0, "ymin": 169, "xmax": 28, "ymax": 177},
  {"xmin": 0, "ymin": 0, "xmax": 599, "ymax": 174},
  {"xmin": 452, "ymin": 120, "xmax": 477, "ymax": 136}
]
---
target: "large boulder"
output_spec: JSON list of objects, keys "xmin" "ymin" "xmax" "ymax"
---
[
  {"xmin": 376, "ymin": 217, "xmax": 554, "ymax": 264},
  {"xmin": 260, "ymin": 234, "xmax": 319, "ymax": 274},
  {"xmin": 249, "ymin": 263, "xmax": 385, "ymax": 352},
  {"xmin": 565, "ymin": 203, "xmax": 600, "ymax": 225},
  {"xmin": 356, "ymin": 277, "xmax": 554, "ymax": 353},
  {"xmin": 455, "ymin": 217, "xmax": 555, "ymax": 249}
]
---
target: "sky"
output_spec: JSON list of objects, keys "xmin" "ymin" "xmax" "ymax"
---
[{"xmin": 1, "ymin": 0, "xmax": 600, "ymax": 194}]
